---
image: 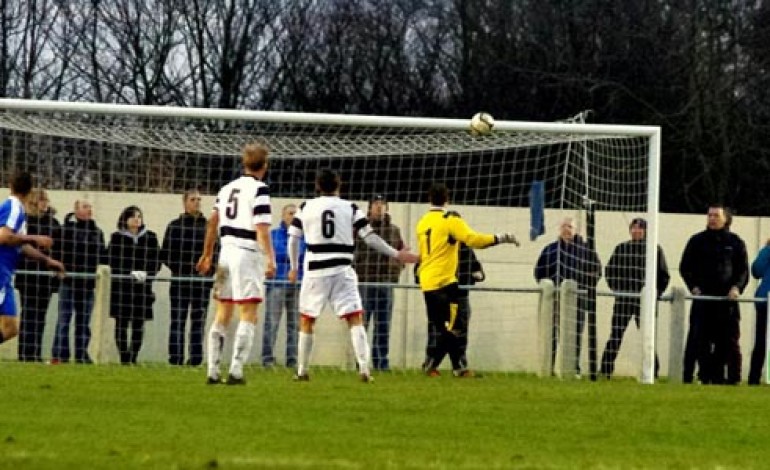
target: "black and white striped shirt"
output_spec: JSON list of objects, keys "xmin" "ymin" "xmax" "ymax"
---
[
  {"xmin": 213, "ymin": 175, "xmax": 271, "ymax": 251},
  {"xmin": 289, "ymin": 196, "xmax": 371, "ymax": 277}
]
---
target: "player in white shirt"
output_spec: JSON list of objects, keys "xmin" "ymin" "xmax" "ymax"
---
[
  {"xmin": 287, "ymin": 169, "xmax": 419, "ymax": 382},
  {"xmin": 196, "ymin": 143, "xmax": 276, "ymax": 385}
]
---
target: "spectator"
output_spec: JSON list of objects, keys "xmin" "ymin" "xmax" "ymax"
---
[
  {"xmin": 423, "ymin": 242, "xmax": 485, "ymax": 373},
  {"xmin": 416, "ymin": 183, "xmax": 519, "ymax": 378},
  {"xmin": 599, "ymin": 218, "xmax": 670, "ymax": 379},
  {"xmin": 161, "ymin": 189, "xmax": 212, "ymax": 366},
  {"xmin": 534, "ymin": 216, "xmax": 602, "ymax": 377},
  {"xmin": 108, "ymin": 206, "xmax": 161, "ymax": 365},
  {"xmin": 16, "ymin": 189, "xmax": 61, "ymax": 362},
  {"xmin": 748, "ymin": 239, "xmax": 770, "ymax": 385},
  {"xmin": 1, "ymin": 173, "xmax": 65, "ymax": 350},
  {"xmin": 262, "ymin": 203, "xmax": 305, "ymax": 368},
  {"xmin": 354, "ymin": 195, "xmax": 404, "ymax": 371},
  {"xmin": 680, "ymin": 204, "xmax": 748, "ymax": 385},
  {"xmin": 52, "ymin": 199, "xmax": 106, "ymax": 364}
]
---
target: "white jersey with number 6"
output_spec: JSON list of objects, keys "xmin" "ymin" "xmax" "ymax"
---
[{"xmin": 289, "ymin": 195, "xmax": 371, "ymax": 278}]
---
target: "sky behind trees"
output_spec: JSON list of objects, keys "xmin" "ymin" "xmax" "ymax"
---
[{"xmin": 2, "ymin": 0, "xmax": 769, "ymax": 214}]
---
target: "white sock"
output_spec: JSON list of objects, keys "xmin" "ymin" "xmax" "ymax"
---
[
  {"xmin": 297, "ymin": 331, "xmax": 313, "ymax": 376},
  {"xmin": 207, "ymin": 322, "xmax": 227, "ymax": 378},
  {"xmin": 229, "ymin": 321, "xmax": 255, "ymax": 379},
  {"xmin": 350, "ymin": 324, "xmax": 371, "ymax": 376}
]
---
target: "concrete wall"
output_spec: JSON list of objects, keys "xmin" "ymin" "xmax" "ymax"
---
[{"xmin": 3, "ymin": 189, "xmax": 769, "ymax": 379}]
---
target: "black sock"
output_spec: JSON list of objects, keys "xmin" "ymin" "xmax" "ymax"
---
[{"xmin": 0, "ymin": 330, "xmax": 5, "ymax": 344}]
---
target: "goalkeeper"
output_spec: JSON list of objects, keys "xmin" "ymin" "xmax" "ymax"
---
[{"xmin": 415, "ymin": 183, "xmax": 519, "ymax": 377}]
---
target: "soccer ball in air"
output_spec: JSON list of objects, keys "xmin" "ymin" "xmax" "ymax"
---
[{"xmin": 470, "ymin": 112, "xmax": 495, "ymax": 136}]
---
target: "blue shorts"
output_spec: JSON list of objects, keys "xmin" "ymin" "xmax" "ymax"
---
[{"xmin": 0, "ymin": 280, "xmax": 17, "ymax": 316}]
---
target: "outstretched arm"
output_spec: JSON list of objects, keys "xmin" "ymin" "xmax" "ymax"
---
[
  {"xmin": 0, "ymin": 226, "xmax": 53, "ymax": 249},
  {"xmin": 362, "ymin": 232, "xmax": 419, "ymax": 264},
  {"xmin": 20, "ymin": 244, "xmax": 65, "ymax": 277}
]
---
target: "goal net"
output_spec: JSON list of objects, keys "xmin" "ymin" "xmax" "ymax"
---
[{"xmin": 0, "ymin": 99, "xmax": 661, "ymax": 382}]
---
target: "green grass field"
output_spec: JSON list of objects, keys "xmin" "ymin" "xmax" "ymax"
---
[{"xmin": 1, "ymin": 362, "xmax": 769, "ymax": 469}]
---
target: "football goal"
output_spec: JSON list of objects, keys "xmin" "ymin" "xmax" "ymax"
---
[{"xmin": 0, "ymin": 99, "xmax": 661, "ymax": 383}]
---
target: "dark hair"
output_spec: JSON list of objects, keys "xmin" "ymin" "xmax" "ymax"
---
[
  {"xmin": 708, "ymin": 203, "xmax": 733, "ymax": 228},
  {"xmin": 316, "ymin": 169, "xmax": 340, "ymax": 194},
  {"xmin": 116, "ymin": 205, "xmax": 143, "ymax": 230},
  {"xmin": 10, "ymin": 172, "xmax": 33, "ymax": 196},
  {"xmin": 368, "ymin": 194, "xmax": 386, "ymax": 210},
  {"xmin": 629, "ymin": 218, "xmax": 647, "ymax": 229},
  {"xmin": 428, "ymin": 183, "xmax": 448, "ymax": 206}
]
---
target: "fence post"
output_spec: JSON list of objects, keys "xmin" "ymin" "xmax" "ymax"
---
[
  {"xmin": 558, "ymin": 280, "xmax": 578, "ymax": 379},
  {"xmin": 91, "ymin": 265, "xmax": 112, "ymax": 364},
  {"xmin": 537, "ymin": 279, "xmax": 555, "ymax": 377},
  {"xmin": 667, "ymin": 287, "xmax": 686, "ymax": 384}
]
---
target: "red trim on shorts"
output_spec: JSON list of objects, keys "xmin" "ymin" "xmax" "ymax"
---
[
  {"xmin": 340, "ymin": 310, "xmax": 363, "ymax": 320},
  {"xmin": 218, "ymin": 297, "xmax": 263, "ymax": 304}
]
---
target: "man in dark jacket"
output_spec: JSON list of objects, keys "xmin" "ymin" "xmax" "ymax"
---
[
  {"xmin": 16, "ymin": 189, "xmax": 61, "ymax": 362},
  {"xmin": 353, "ymin": 195, "xmax": 404, "ymax": 371},
  {"xmin": 534, "ymin": 216, "xmax": 602, "ymax": 376},
  {"xmin": 680, "ymin": 204, "xmax": 748, "ymax": 384},
  {"xmin": 161, "ymin": 189, "xmax": 212, "ymax": 366},
  {"xmin": 600, "ymin": 218, "xmax": 670, "ymax": 378},
  {"xmin": 52, "ymin": 199, "xmax": 106, "ymax": 364}
]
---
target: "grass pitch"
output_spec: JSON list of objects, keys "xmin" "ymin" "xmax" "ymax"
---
[{"xmin": 2, "ymin": 362, "xmax": 769, "ymax": 469}]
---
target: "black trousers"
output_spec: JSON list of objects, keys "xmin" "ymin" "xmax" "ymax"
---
[
  {"xmin": 749, "ymin": 301, "xmax": 768, "ymax": 385},
  {"xmin": 17, "ymin": 286, "xmax": 55, "ymax": 362},
  {"xmin": 422, "ymin": 284, "xmax": 465, "ymax": 372},
  {"xmin": 168, "ymin": 280, "xmax": 211, "ymax": 366},
  {"xmin": 599, "ymin": 299, "xmax": 659, "ymax": 378},
  {"xmin": 425, "ymin": 291, "xmax": 471, "ymax": 371},
  {"xmin": 115, "ymin": 318, "xmax": 145, "ymax": 364},
  {"xmin": 685, "ymin": 300, "xmax": 741, "ymax": 384}
]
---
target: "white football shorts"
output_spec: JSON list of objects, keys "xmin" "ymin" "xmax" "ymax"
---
[
  {"xmin": 299, "ymin": 267, "xmax": 363, "ymax": 318},
  {"xmin": 214, "ymin": 244, "xmax": 265, "ymax": 303}
]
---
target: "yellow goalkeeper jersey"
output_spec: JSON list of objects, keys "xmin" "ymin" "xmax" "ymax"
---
[{"xmin": 416, "ymin": 208, "xmax": 496, "ymax": 291}]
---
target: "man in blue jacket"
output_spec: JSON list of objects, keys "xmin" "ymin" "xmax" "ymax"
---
[
  {"xmin": 534, "ymin": 216, "xmax": 601, "ymax": 376},
  {"xmin": 261, "ymin": 203, "xmax": 305, "ymax": 368}
]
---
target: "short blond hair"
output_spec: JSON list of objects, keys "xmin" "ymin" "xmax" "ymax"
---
[{"xmin": 242, "ymin": 142, "xmax": 269, "ymax": 172}]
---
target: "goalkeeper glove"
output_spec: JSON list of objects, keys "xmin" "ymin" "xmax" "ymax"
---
[{"xmin": 495, "ymin": 233, "xmax": 520, "ymax": 246}]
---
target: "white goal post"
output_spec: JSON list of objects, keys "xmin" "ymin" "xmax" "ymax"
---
[{"xmin": 0, "ymin": 98, "xmax": 661, "ymax": 383}]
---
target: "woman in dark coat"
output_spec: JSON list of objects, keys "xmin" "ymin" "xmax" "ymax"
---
[
  {"xmin": 108, "ymin": 206, "xmax": 160, "ymax": 364},
  {"xmin": 16, "ymin": 189, "xmax": 60, "ymax": 362}
]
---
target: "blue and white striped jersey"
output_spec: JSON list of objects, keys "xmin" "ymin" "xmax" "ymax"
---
[{"xmin": 0, "ymin": 195, "xmax": 27, "ymax": 284}]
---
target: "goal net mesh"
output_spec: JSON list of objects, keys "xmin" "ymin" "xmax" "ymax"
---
[{"xmin": 0, "ymin": 102, "xmax": 658, "ymax": 379}]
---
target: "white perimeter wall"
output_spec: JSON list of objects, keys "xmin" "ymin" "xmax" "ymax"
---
[{"xmin": 3, "ymin": 189, "xmax": 770, "ymax": 379}]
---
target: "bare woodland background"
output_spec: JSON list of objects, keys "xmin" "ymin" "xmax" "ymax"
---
[{"xmin": 2, "ymin": 0, "xmax": 770, "ymax": 214}]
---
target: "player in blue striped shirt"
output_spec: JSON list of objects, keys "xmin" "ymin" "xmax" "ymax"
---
[{"xmin": 0, "ymin": 172, "xmax": 65, "ymax": 347}]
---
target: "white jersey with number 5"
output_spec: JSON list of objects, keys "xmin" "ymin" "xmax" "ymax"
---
[
  {"xmin": 289, "ymin": 195, "xmax": 371, "ymax": 278},
  {"xmin": 214, "ymin": 175, "xmax": 271, "ymax": 250}
]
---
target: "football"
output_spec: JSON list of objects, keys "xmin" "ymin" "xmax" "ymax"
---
[{"xmin": 470, "ymin": 112, "xmax": 495, "ymax": 136}]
